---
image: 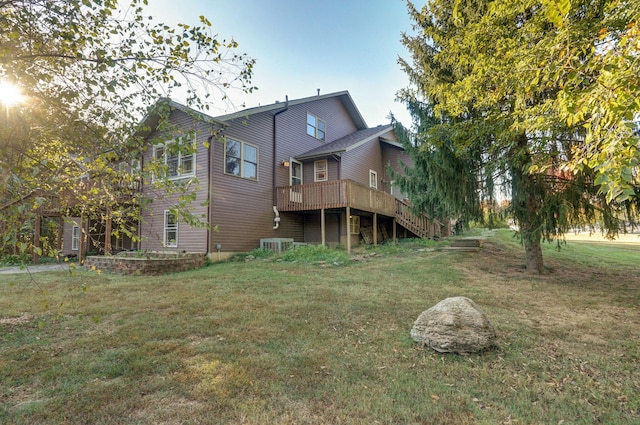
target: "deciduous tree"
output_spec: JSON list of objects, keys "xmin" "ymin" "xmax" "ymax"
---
[{"xmin": 0, "ymin": 0, "xmax": 255, "ymax": 260}]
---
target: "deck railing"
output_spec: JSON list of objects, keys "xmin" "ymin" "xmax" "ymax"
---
[
  {"xmin": 276, "ymin": 179, "xmax": 449, "ymax": 239},
  {"xmin": 276, "ymin": 179, "xmax": 397, "ymax": 216}
]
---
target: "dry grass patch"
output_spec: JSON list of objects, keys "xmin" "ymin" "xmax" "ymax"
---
[{"xmin": 1, "ymin": 231, "xmax": 638, "ymax": 424}]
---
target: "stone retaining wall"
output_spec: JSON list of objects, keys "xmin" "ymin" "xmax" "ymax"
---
[{"xmin": 84, "ymin": 252, "xmax": 207, "ymax": 275}]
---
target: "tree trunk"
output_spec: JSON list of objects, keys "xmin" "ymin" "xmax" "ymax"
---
[
  {"xmin": 511, "ymin": 133, "xmax": 546, "ymax": 274},
  {"xmin": 523, "ymin": 231, "xmax": 544, "ymax": 274}
]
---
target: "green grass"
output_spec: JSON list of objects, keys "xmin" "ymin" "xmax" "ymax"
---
[{"xmin": 1, "ymin": 231, "xmax": 638, "ymax": 424}]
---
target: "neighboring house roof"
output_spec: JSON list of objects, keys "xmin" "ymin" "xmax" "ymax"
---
[
  {"xmin": 214, "ymin": 90, "xmax": 368, "ymax": 130},
  {"xmin": 295, "ymin": 124, "xmax": 394, "ymax": 160}
]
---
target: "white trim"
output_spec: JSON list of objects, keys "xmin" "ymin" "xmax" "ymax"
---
[
  {"xmin": 369, "ymin": 169, "xmax": 378, "ymax": 189},
  {"xmin": 71, "ymin": 225, "xmax": 80, "ymax": 251},
  {"xmin": 164, "ymin": 210, "xmax": 178, "ymax": 248},
  {"xmin": 152, "ymin": 139, "xmax": 196, "ymax": 181},
  {"xmin": 314, "ymin": 159, "xmax": 328, "ymax": 182},
  {"xmin": 290, "ymin": 158, "xmax": 303, "ymax": 186}
]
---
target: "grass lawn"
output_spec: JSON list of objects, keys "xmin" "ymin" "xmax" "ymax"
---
[{"xmin": 1, "ymin": 230, "xmax": 638, "ymax": 424}]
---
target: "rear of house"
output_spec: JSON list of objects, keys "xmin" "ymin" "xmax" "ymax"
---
[{"xmin": 134, "ymin": 91, "xmax": 447, "ymax": 259}]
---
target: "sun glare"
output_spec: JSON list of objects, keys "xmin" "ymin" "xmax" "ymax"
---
[{"xmin": 0, "ymin": 81, "xmax": 25, "ymax": 107}]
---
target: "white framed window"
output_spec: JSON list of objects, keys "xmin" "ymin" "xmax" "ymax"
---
[
  {"xmin": 307, "ymin": 113, "xmax": 326, "ymax": 141},
  {"xmin": 71, "ymin": 226, "xmax": 80, "ymax": 251},
  {"xmin": 153, "ymin": 139, "xmax": 195, "ymax": 180},
  {"xmin": 164, "ymin": 210, "xmax": 178, "ymax": 248},
  {"xmin": 290, "ymin": 159, "xmax": 303, "ymax": 186},
  {"xmin": 369, "ymin": 169, "xmax": 378, "ymax": 189},
  {"xmin": 314, "ymin": 159, "xmax": 328, "ymax": 182},
  {"xmin": 349, "ymin": 215, "xmax": 360, "ymax": 235},
  {"xmin": 225, "ymin": 138, "xmax": 258, "ymax": 180}
]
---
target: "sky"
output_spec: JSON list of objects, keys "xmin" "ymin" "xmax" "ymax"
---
[{"xmin": 146, "ymin": 0, "xmax": 416, "ymax": 127}]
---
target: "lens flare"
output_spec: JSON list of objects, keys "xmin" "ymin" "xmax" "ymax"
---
[{"xmin": 0, "ymin": 81, "xmax": 25, "ymax": 106}]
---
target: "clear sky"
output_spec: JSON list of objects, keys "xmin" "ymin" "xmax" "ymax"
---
[{"xmin": 146, "ymin": 0, "xmax": 415, "ymax": 127}]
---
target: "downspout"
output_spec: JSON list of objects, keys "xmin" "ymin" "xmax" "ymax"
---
[
  {"xmin": 272, "ymin": 95, "xmax": 289, "ymax": 230},
  {"xmin": 273, "ymin": 206, "xmax": 280, "ymax": 230},
  {"xmin": 206, "ymin": 134, "xmax": 213, "ymax": 252}
]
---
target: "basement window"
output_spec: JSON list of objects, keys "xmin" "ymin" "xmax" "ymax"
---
[{"xmin": 349, "ymin": 215, "xmax": 360, "ymax": 235}]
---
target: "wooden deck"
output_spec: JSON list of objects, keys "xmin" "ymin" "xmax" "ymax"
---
[
  {"xmin": 276, "ymin": 179, "xmax": 450, "ymax": 242},
  {"xmin": 276, "ymin": 179, "xmax": 397, "ymax": 216}
]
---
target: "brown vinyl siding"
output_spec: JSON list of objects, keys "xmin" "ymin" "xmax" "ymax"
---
[
  {"xmin": 209, "ymin": 97, "xmax": 360, "ymax": 252},
  {"xmin": 140, "ymin": 109, "xmax": 211, "ymax": 252},
  {"xmin": 303, "ymin": 212, "xmax": 342, "ymax": 244},
  {"xmin": 138, "ymin": 93, "xmax": 399, "ymax": 255},
  {"xmin": 341, "ymin": 136, "xmax": 384, "ymax": 188},
  {"xmin": 61, "ymin": 217, "xmax": 81, "ymax": 255},
  {"xmin": 382, "ymin": 141, "xmax": 413, "ymax": 198}
]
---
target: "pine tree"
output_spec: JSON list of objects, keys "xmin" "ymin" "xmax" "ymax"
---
[{"xmin": 396, "ymin": 0, "xmax": 638, "ymax": 273}]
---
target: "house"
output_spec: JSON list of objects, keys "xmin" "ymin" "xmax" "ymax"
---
[
  {"xmin": 132, "ymin": 90, "xmax": 448, "ymax": 259},
  {"xmin": 55, "ymin": 90, "xmax": 448, "ymax": 261}
]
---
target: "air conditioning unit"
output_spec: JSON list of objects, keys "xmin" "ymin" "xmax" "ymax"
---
[{"xmin": 260, "ymin": 238, "xmax": 294, "ymax": 253}]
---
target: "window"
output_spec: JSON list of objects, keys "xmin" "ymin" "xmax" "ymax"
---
[
  {"xmin": 290, "ymin": 159, "xmax": 303, "ymax": 186},
  {"xmin": 307, "ymin": 113, "xmax": 325, "ymax": 141},
  {"xmin": 225, "ymin": 138, "xmax": 258, "ymax": 180},
  {"xmin": 349, "ymin": 215, "xmax": 360, "ymax": 235},
  {"xmin": 369, "ymin": 169, "xmax": 378, "ymax": 189},
  {"xmin": 153, "ymin": 140, "xmax": 195, "ymax": 180},
  {"xmin": 71, "ymin": 226, "xmax": 80, "ymax": 251},
  {"xmin": 164, "ymin": 211, "xmax": 178, "ymax": 248},
  {"xmin": 314, "ymin": 159, "xmax": 328, "ymax": 182}
]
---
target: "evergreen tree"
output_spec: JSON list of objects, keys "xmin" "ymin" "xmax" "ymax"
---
[{"xmin": 396, "ymin": 0, "xmax": 638, "ymax": 273}]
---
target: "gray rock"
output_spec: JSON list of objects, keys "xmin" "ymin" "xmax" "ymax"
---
[{"xmin": 411, "ymin": 296, "xmax": 497, "ymax": 353}]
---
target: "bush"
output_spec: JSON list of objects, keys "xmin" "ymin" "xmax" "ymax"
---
[{"xmin": 0, "ymin": 253, "xmax": 30, "ymax": 266}]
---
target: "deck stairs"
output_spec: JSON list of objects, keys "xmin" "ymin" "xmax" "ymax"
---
[{"xmin": 394, "ymin": 198, "xmax": 433, "ymax": 239}]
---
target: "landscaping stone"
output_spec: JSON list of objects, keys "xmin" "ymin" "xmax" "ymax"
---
[
  {"xmin": 411, "ymin": 296, "xmax": 497, "ymax": 353},
  {"xmin": 84, "ymin": 252, "xmax": 206, "ymax": 275}
]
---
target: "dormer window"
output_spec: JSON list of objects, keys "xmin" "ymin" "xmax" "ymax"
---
[{"xmin": 307, "ymin": 113, "xmax": 325, "ymax": 141}]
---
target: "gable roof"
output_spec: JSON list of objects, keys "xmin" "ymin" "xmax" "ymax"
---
[
  {"xmin": 134, "ymin": 98, "xmax": 226, "ymax": 139},
  {"xmin": 214, "ymin": 91, "xmax": 368, "ymax": 130},
  {"xmin": 295, "ymin": 124, "xmax": 394, "ymax": 160}
]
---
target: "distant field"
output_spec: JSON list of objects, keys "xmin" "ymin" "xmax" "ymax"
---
[
  {"xmin": 564, "ymin": 231, "xmax": 640, "ymax": 248},
  {"xmin": 1, "ymin": 231, "xmax": 638, "ymax": 424}
]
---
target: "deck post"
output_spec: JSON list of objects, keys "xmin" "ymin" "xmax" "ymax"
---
[
  {"xmin": 33, "ymin": 215, "xmax": 41, "ymax": 264},
  {"xmin": 56, "ymin": 217, "xmax": 63, "ymax": 252},
  {"xmin": 373, "ymin": 212, "xmax": 378, "ymax": 246},
  {"xmin": 79, "ymin": 214, "xmax": 86, "ymax": 264},
  {"xmin": 104, "ymin": 206, "xmax": 112, "ymax": 255},
  {"xmin": 393, "ymin": 218, "xmax": 397, "ymax": 242},
  {"xmin": 321, "ymin": 208, "xmax": 326, "ymax": 246},
  {"xmin": 346, "ymin": 206, "xmax": 351, "ymax": 253}
]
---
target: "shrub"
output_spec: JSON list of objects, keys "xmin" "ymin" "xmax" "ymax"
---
[{"xmin": 0, "ymin": 253, "xmax": 30, "ymax": 266}]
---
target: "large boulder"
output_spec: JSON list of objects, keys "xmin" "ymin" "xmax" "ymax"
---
[{"xmin": 411, "ymin": 296, "xmax": 497, "ymax": 353}]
